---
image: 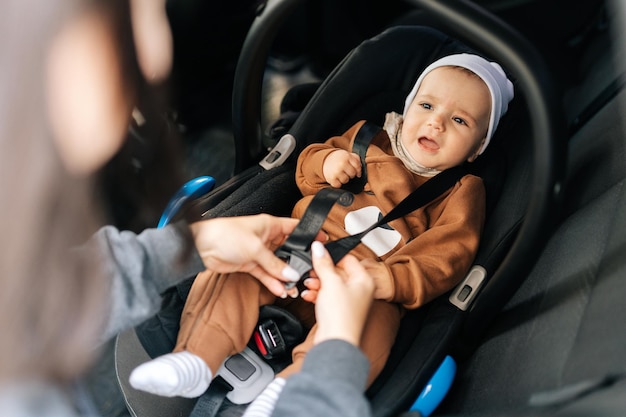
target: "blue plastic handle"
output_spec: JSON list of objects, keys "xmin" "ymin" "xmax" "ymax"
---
[
  {"xmin": 157, "ymin": 176, "xmax": 216, "ymax": 228},
  {"xmin": 410, "ymin": 355, "xmax": 457, "ymax": 417}
]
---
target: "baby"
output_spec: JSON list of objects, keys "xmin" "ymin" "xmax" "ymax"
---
[{"xmin": 129, "ymin": 53, "xmax": 514, "ymax": 399}]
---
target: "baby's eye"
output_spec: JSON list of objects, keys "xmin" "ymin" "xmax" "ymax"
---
[
  {"xmin": 453, "ymin": 116, "xmax": 467, "ymax": 125},
  {"xmin": 420, "ymin": 102, "xmax": 432, "ymax": 110}
]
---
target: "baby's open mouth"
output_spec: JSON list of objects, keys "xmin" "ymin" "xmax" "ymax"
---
[{"xmin": 418, "ymin": 136, "xmax": 440, "ymax": 151}]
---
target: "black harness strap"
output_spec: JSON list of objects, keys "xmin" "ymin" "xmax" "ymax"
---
[
  {"xmin": 278, "ymin": 122, "xmax": 467, "ymax": 282},
  {"xmin": 342, "ymin": 121, "xmax": 380, "ymax": 194},
  {"xmin": 278, "ymin": 188, "xmax": 354, "ymax": 254},
  {"xmin": 277, "ymin": 188, "xmax": 354, "ymax": 289},
  {"xmin": 278, "ymin": 122, "xmax": 381, "ymax": 285},
  {"xmin": 326, "ymin": 165, "xmax": 466, "ymax": 263},
  {"xmin": 189, "ymin": 376, "xmax": 233, "ymax": 417}
]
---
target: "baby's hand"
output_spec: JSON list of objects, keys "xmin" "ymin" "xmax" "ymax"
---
[{"xmin": 322, "ymin": 150, "xmax": 362, "ymax": 188}]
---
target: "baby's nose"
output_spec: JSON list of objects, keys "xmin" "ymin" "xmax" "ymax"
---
[{"xmin": 428, "ymin": 113, "xmax": 444, "ymax": 130}]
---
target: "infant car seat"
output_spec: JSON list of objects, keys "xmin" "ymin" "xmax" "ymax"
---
[{"xmin": 115, "ymin": 1, "xmax": 566, "ymax": 416}]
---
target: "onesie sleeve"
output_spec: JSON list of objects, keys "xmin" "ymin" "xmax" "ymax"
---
[
  {"xmin": 295, "ymin": 121, "xmax": 366, "ymax": 196},
  {"xmin": 380, "ymin": 175, "xmax": 486, "ymax": 309}
]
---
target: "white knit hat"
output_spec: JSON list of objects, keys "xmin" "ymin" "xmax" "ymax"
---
[{"xmin": 403, "ymin": 53, "xmax": 514, "ymax": 155}]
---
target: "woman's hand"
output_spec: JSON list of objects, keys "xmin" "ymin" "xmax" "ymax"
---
[
  {"xmin": 309, "ymin": 241, "xmax": 375, "ymax": 346},
  {"xmin": 189, "ymin": 214, "xmax": 304, "ymax": 297}
]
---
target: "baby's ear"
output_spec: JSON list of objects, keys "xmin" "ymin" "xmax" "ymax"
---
[
  {"xmin": 467, "ymin": 149, "xmax": 480, "ymax": 163},
  {"xmin": 467, "ymin": 136, "xmax": 487, "ymax": 163}
]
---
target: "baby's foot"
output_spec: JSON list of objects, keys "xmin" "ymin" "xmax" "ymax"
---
[{"xmin": 129, "ymin": 351, "xmax": 212, "ymax": 398}]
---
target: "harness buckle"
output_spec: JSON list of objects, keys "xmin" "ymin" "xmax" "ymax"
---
[
  {"xmin": 254, "ymin": 319, "xmax": 287, "ymax": 359},
  {"xmin": 274, "ymin": 247, "xmax": 312, "ymax": 290}
]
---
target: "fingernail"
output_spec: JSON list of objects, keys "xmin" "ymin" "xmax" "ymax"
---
[
  {"xmin": 283, "ymin": 266, "xmax": 300, "ymax": 282},
  {"xmin": 289, "ymin": 290, "xmax": 299, "ymax": 299},
  {"xmin": 311, "ymin": 241, "xmax": 325, "ymax": 258},
  {"xmin": 280, "ymin": 290, "xmax": 287, "ymax": 299}
]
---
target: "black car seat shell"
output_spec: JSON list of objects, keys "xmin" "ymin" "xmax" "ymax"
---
[{"xmin": 116, "ymin": 0, "xmax": 570, "ymax": 416}]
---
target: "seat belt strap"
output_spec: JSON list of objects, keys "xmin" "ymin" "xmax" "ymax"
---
[{"xmin": 189, "ymin": 376, "xmax": 233, "ymax": 417}]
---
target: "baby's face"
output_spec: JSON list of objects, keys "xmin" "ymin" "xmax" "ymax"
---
[{"xmin": 402, "ymin": 66, "xmax": 490, "ymax": 170}]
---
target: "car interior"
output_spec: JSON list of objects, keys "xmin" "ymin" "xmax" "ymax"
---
[{"xmin": 108, "ymin": 0, "xmax": 626, "ymax": 416}]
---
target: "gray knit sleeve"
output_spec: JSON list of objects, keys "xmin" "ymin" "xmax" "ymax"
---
[
  {"xmin": 272, "ymin": 339, "xmax": 372, "ymax": 417},
  {"xmin": 84, "ymin": 223, "xmax": 205, "ymax": 342}
]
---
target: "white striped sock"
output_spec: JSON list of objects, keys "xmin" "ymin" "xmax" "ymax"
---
[
  {"xmin": 241, "ymin": 377, "xmax": 287, "ymax": 417},
  {"xmin": 129, "ymin": 351, "xmax": 212, "ymax": 398}
]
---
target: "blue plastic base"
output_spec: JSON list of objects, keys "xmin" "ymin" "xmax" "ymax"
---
[
  {"xmin": 158, "ymin": 176, "xmax": 216, "ymax": 228},
  {"xmin": 410, "ymin": 355, "xmax": 457, "ymax": 417}
]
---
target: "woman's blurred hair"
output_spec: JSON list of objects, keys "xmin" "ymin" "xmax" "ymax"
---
[{"xmin": 0, "ymin": 0, "xmax": 187, "ymax": 383}]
